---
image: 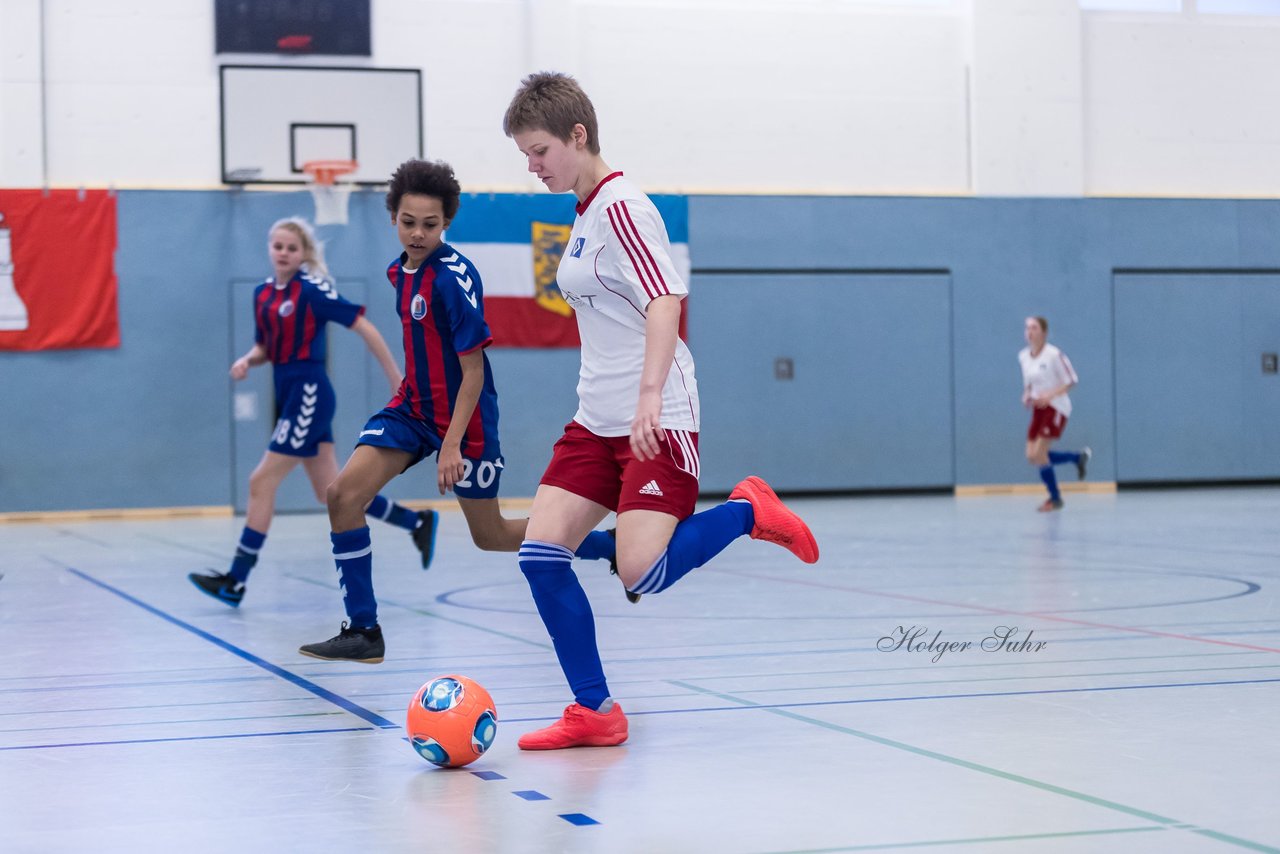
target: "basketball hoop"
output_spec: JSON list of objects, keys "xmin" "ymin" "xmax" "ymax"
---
[{"xmin": 303, "ymin": 159, "xmax": 358, "ymax": 225}]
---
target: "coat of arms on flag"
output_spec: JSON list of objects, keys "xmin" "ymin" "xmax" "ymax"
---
[{"xmin": 531, "ymin": 221, "xmax": 574, "ymax": 319}]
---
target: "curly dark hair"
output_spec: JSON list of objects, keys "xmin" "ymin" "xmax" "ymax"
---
[{"xmin": 385, "ymin": 159, "xmax": 462, "ymax": 220}]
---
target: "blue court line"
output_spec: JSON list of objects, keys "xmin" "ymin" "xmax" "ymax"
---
[
  {"xmin": 559, "ymin": 813, "xmax": 600, "ymax": 826},
  {"xmin": 0, "ymin": 727, "xmax": 371, "ymax": 752},
  {"xmin": 470, "ymin": 770, "xmax": 506, "ymax": 781},
  {"xmin": 498, "ymin": 676, "xmax": 1280, "ymax": 723},
  {"xmin": 66, "ymin": 568, "xmax": 398, "ymax": 730},
  {"xmin": 513, "ymin": 790, "xmax": 550, "ymax": 801},
  {"xmin": 60, "ymin": 570, "xmax": 603, "ymax": 827}
]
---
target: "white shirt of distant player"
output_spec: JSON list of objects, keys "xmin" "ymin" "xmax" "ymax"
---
[
  {"xmin": 554, "ymin": 173, "xmax": 699, "ymax": 437},
  {"xmin": 1019, "ymin": 343, "xmax": 1078, "ymax": 417}
]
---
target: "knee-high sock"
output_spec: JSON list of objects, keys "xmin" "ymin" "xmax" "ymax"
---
[
  {"xmin": 332, "ymin": 526, "xmax": 377, "ymax": 628},
  {"xmin": 574, "ymin": 529, "xmax": 616, "ymax": 561},
  {"xmin": 365, "ymin": 494, "xmax": 419, "ymax": 531},
  {"xmin": 628, "ymin": 501, "xmax": 753, "ymax": 596},
  {"xmin": 1048, "ymin": 450, "xmax": 1079, "ymax": 467},
  {"xmin": 228, "ymin": 527, "xmax": 266, "ymax": 582},
  {"xmin": 519, "ymin": 540, "xmax": 610, "ymax": 710},
  {"xmin": 1039, "ymin": 465, "xmax": 1061, "ymax": 502}
]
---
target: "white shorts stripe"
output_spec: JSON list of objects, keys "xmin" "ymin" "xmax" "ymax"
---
[{"xmin": 668, "ymin": 429, "xmax": 699, "ymax": 480}]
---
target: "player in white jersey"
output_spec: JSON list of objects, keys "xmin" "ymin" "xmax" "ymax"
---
[
  {"xmin": 1019, "ymin": 316, "xmax": 1091, "ymax": 511},
  {"xmin": 502, "ymin": 71, "xmax": 820, "ymax": 750}
]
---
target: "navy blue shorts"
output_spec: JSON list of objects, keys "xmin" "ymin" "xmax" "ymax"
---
[
  {"xmin": 269, "ymin": 365, "xmax": 336, "ymax": 458},
  {"xmin": 355, "ymin": 407, "xmax": 504, "ymax": 500}
]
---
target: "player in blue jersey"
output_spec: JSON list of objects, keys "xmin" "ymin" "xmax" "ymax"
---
[
  {"xmin": 188, "ymin": 217, "xmax": 436, "ymax": 607},
  {"xmin": 298, "ymin": 159, "xmax": 613, "ymax": 663}
]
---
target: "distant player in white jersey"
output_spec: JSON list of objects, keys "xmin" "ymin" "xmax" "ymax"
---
[
  {"xmin": 1019, "ymin": 316, "xmax": 1091, "ymax": 512},
  {"xmin": 503, "ymin": 71, "xmax": 820, "ymax": 751}
]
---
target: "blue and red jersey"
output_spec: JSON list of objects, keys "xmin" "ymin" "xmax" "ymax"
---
[
  {"xmin": 386, "ymin": 244, "xmax": 500, "ymax": 459},
  {"xmin": 253, "ymin": 270, "xmax": 364, "ymax": 365}
]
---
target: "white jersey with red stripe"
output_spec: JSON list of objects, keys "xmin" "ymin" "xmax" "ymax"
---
[
  {"xmin": 555, "ymin": 172, "xmax": 700, "ymax": 437},
  {"xmin": 1019, "ymin": 342, "xmax": 1078, "ymax": 416}
]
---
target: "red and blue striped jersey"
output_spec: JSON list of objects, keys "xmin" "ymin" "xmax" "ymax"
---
[
  {"xmin": 253, "ymin": 271, "xmax": 364, "ymax": 365},
  {"xmin": 386, "ymin": 244, "xmax": 500, "ymax": 458}
]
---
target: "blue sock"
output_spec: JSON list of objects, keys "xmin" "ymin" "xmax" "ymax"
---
[
  {"xmin": 332, "ymin": 526, "xmax": 377, "ymax": 628},
  {"xmin": 518, "ymin": 540, "xmax": 610, "ymax": 710},
  {"xmin": 365, "ymin": 494, "xmax": 419, "ymax": 532},
  {"xmin": 629, "ymin": 501, "xmax": 753, "ymax": 595},
  {"xmin": 574, "ymin": 529, "xmax": 616, "ymax": 562},
  {"xmin": 228, "ymin": 527, "xmax": 266, "ymax": 582},
  {"xmin": 1039, "ymin": 466, "xmax": 1061, "ymax": 502},
  {"xmin": 1048, "ymin": 450, "xmax": 1079, "ymax": 467}
]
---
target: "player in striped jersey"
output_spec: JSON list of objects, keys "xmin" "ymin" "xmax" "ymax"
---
[
  {"xmin": 298, "ymin": 160, "xmax": 613, "ymax": 664},
  {"xmin": 503, "ymin": 72, "xmax": 821, "ymax": 749},
  {"xmin": 1020, "ymin": 315, "xmax": 1091, "ymax": 512},
  {"xmin": 189, "ymin": 217, "xmax": 431, "ymax": 607}
]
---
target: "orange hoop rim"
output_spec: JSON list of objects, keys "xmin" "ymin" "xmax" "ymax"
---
[{"xmin": 302, "ymin": 159, "xmax": 358, "ymax": 185}]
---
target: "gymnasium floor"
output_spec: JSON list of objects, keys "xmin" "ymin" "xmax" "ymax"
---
[{"xmin": 2, "ymin": 488, "xmax": 1277, "ymax": 854}]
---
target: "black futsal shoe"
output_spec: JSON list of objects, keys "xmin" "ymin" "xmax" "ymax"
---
[
  {"xmin": 188, "ymin": 571, "xmax": 245, "ymax": 607},
  {"xmin": 411, "ymin": 509, "xmax": 439, "ymax": 570},
  {"xmin": 1077, "ymin": 447, "xmax": 1092, "ymax": 480},
  {"xmin": 298, "ymin": 622, "xmax": 385, "ymax": 664}
]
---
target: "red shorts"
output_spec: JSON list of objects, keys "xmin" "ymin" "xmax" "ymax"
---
[
  {"xmin": 540, "ymin": 421, "xmax": 700, "ymax": 519},
  {"xmin": 1028, "ymin": 406, "xmax": 1068, "ymax": 441}
]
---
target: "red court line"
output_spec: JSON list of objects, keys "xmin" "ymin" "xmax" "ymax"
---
[{"xmin": 723, "ymin": 569, "xmax": 1280, "ymax": 654}]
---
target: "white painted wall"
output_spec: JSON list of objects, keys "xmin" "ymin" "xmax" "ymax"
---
[
  {"xmin": 2, "ymin": 0, "xmax": 1280, "ymax": 196},
  {"xmin": 1083, "ymin": 8, "xmax": 1280, "ymax": 196}
]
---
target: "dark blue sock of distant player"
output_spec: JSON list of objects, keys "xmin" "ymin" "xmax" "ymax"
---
[
  {"xmin": 518, "ymin": 540, "xmax": 610, "ymax": 710},
  {"xmin": 627, "ymin": 501, "xmax": 753, "ymax": 596},
  {"xmin": 332, "ymin": 526, "xmax": 377, "ymax": 629},
  {"xmin": 1048, "ymin": 450, "xmax": 1079, "ymax": 467},
  {"xmin": 365, "ymin": 494, "xmax": 419, "ymax": 532},
  {"xmin": 228, "ymin": 527, "xmax": 266, "ymax": 582},
  {"xmin": 573, "ymin": 529, "xmax": 616, "ymax": 561},
  {"xmin": 1039, "ymin": 465, "xmax": 1062, "ymax": 502}
]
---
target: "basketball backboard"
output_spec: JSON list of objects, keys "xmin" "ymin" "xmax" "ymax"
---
[{"xmin": 219, "ymin": 65, "xmax": 422, "ymax": 185}]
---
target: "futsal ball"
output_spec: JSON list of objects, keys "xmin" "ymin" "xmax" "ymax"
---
[{"xmin": 406, "ymin": 675, "xmax": 498, "ymax": 768}]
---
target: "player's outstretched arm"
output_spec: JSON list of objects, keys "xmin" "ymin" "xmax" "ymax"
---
[
  {"xmin": 351, "ymin": 315, "xmax": 403, "ymax": 393},
  {"xmin": 230, "ymin": 343, "xmax": 268, "ymax": 380}
]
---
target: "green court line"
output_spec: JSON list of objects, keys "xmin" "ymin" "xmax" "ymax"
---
[
  {"xmin": 673, "ymin": 680, "xmax": 1280, "ymax": 853},
  {"xmin": 285, "ymin": 573, "xmax": 553, "ymax": 651},
  {"xmin": 758, "ymin": 824, "xmax": 1165, "ymax": 853}
]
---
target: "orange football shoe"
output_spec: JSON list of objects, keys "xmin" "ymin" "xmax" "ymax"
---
[
  {"xmin": 517, "ymin": 702, "xmax": 628, "ymax": 750},
  {"xmin": 729, "ymin": 476, "xmax": 820, "ymax": 564}
]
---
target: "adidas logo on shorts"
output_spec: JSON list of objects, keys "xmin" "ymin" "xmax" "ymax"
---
[{"xmin": 638, "ymin": 480, "xmax": 664, "ymax": 497}]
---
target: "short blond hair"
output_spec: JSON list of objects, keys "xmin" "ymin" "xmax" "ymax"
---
[{"xmin": 502, "ymin": 71, "xmax": 601, "ymax": 155}]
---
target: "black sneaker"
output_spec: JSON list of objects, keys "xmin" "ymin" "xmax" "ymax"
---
[
  {"xmin": 1076, "ymin": 447, "xmax": 1092, "ymax": 480},
  {"xmin": 298, "ymin": 622, "xmax": 385, "ymax": 664},
  {"xmin": 603, "ymin": 529, "xmax": 641, "ymax": 604},
  {"xmin": 188, "ymin": 571, "xmax": 245, "ymax": 607},
  {"xmin": 411, "ymin": 509, "xmax": 439, "ymax": 570}
]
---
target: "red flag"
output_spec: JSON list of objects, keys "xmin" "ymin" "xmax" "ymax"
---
[{"xmin": 0, "ymin": 189, "xmax": 120, "ymax": 351}]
